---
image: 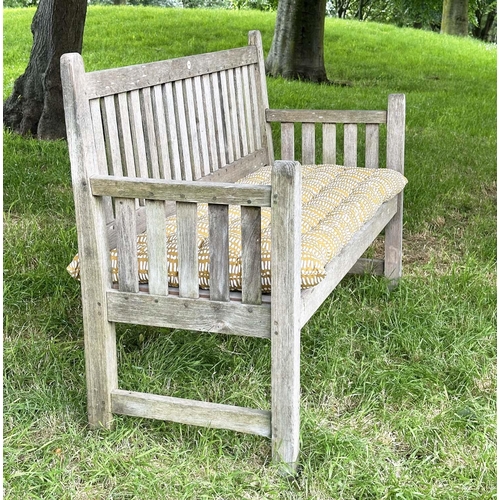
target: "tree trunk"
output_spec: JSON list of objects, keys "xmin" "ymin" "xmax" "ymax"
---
[
  {"xmin": 3, "ymin": 0, "xmax": 87, "ymax": 140},
  {"xmin": 265, "ymin": 0, "xmax": 328, "ymax": 83},
  {"xmin": 441, "ymin": 0, "xmax": 469, "ymax": 36}
]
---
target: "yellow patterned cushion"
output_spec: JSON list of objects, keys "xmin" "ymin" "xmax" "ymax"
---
[{"xmin": 67, "ymin": 165, "xmax": 407, "ymax": 292}]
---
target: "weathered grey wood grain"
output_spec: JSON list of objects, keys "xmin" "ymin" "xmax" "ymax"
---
[
  {"xmin": 106, "ymin": 290, "xmax": 271, "ymax": 338},
  {"xmin": 145, "ymin": 199, "xmax": 168, "ymax": 296},
  {"xmin": 266, "ymin": 109, "xmax": 387, "ymax": 124},
  {"xmin": 365, "ymin": 123, "xmax": 379, "ymax": 168},
  {"xmin": 227, "ymin": 69, "xmax": 241, "ymax": 160},
  {"xmin": 235, "ymin": 66, "xmax": 249, "ymax": 157},
  {"xmin": 344, "ymin": 123, "xmax": 358, "ymax": 167},
  {"xmin": 85, "ymin": 46, "xmax": 259, "ymax": 99},
  {"xmin": 202, "ymin": 74, "xmax": 219, "ymax": 172},
  {"xmin": 241, "ymin": 206, "xmax": 262, "ymax": 305},
  {"xmin": 248, "ymin": 30, "xmax": 273, "ymax": 165},
  {"xmin": 111, "ymin": 389, "xmax": 271, "ymax": 437},
  {"xmin": 280, "ymin": 123, "xmax": 294, "ymax": 160},
  {"xmin": 184, "ymin": 77, "xmax": 202, "ymax": 180},
  {"xmin": 302, "ymin": 122, "xmax": 315, "ymax": 164},
  {"xmin": 385, "ymin": 94, "xmax": 406, "ymax": 287},
  {"xmin": 116, "ymin": 92, "xmax": 137, "ymax": 178},
  {"xmin": 176, "ymin": 201, "xmax": 199, "ymax": 298},
  {"xmin": 270, "ymin": 160, "xmax": 302, "ymax": 473},
  {"xmin": 322, "ymin": 123, "xmax": 336, "ymax": 164},
  {"xmin": 128, "ymin": 90, "xmax": 149, "ymax": 179},
  {"xmin": 241, "ymin": 65, "xmax": 256, "ymax": 153},
  {"xmin": 174, "ymin": 80, "xmax": 193, "ymax": 181},
  {"xmin": 163, "ymin": 82, "xmax": 183, "ymax": 180},
  {"xmin": 61, "ymin": 53, "xmax": 118, "ymax": 429},
  {"xmin": 89, "ymin": 98, "xmax": 114, "ymax": 224},
  {"xmin": 90, "ymin": 175, "xmax": 272, "ymax": 206},
  {"xmin": 220, "ymin": 70, "xmax": 235, "ymax": 164},
  {"xmin": 151, "ymin": 84, "xmax": 171, "ymax": 180},
  {"xmin": 116, "ymin": 197, "xmax": 139, "ymax": 293},
  {"xmin": 209, "ymin": 204, "xmax": 230, "ymax": 302},
  {"xmin": 193, "ymin": 76, "xmax": 210, "ymax": 177},
  {"xmin": 102, "ymin": 95, "xmax": 123, "ymax": 176},
  {"xmin": 211, "ymin": 72, "xmax": 227, "ymax": 167},
  {"xmin": 140, "ymin": 86, "xmax": 161, "ymax": 179}
]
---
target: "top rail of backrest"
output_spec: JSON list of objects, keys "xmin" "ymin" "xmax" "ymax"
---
[
  {"xmin": 84, "ymin": 46, "xmax": 259, "ymax": 99},
  {"xmin": 266, "ymin": 94, "xmax": 405, "ymax": 171}
]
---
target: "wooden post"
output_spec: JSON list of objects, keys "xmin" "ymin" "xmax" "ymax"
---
[
  {"xmin": 270, "ymin": 160, "xmax": 302, "ymax": 474},
  {"xmin": 385, "ymin": 94, "xmax": 406, "ymax": 288},
  {"xmin": 61, "ymin": 53, "xmax": 118, "ymax": 428}
]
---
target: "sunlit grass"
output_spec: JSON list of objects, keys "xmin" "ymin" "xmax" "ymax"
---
[{"xmin": 3, "ymin": 6, "xmax": 496, "ymax": 499}]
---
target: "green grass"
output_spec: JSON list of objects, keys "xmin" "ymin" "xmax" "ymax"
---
[{"xmin": 4, "ymin": 6, "xmax": 496, "ymax": 499}]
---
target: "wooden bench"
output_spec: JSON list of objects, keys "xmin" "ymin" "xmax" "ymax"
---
[{"xmin": 61, "ymin": 30, "xmax": 405, "ymax": 474}]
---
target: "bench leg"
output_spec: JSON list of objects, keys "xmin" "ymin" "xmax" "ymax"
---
[
  {"xmin": 271, "ymin": 321, "xmax": 301, "ymax": 475},
  {"xmin": 384, "ymin": 192, "xmax": 403, "ymax": 289},
  {"xmin": 270, "ymin": 160, "xmax": 302, "ymax": 475},
  {"xmin": 82, "ymin": 304, "xmax": 118, "ymax": 429}
]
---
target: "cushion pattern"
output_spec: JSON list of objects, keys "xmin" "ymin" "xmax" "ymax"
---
[{"xmin": 67, "ymin": 165, "xmax": 407, "ymax": 292}]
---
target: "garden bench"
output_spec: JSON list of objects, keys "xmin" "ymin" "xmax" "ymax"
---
[{"xmin": 61, "ymin": 30, "xmax": 406, "ymax": 473}]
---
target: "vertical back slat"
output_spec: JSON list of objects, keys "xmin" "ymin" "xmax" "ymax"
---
[
  {"xmin": 248, "ymin": 64, "xmax": 262, "ymax": 149},
  {"xmin": 163, "ymin": 83, "xmax": 182, "ymax": 180},
  {"xmin": 145, "ymin": 200, "xmax": 168, "ymax": 296},
  {"xmin": 202, "ymin": 74, "xmax": 219, "ymax": 172},
  {"xmin": 302, "ymin": 123, "xmax": 315, "ymax": 164},
  {"xmin": 235, "ymin": 67, "xmax": 249, "ymax": 157},
  {"xmin": 151, "ymin": 85, "xmax": 171, "ymax": 180},
  {"xmin": 208, "ymin": 204, "xmax": 230, "ymax": 302},
  {"xmin": 241, "ymin": 66, "xmax": 256, "ymax": 153},
  {"xmin": 102, "ymin": 96, "xmax": 123, "ymax": 176},
  {"xmin": 174, "ymin": 80, "xmax": 193, "ymax": 180},
  {"xmin": 365, "ymin": 123, "xmax": 379, "ymax": 168},
  {"xmin": 219, "ymin": 71, "xmax": 235, "ymax": 164},
  {"xmin": 241, "ymin": 206, "xmax": 262, "ymax": 305},
  {"xmin": 226, "ymin": 69, "xmax": 241, "ymax": 160},
  {"xmin": 116, "ymin": 197, "xmax": 139, "ymax": 293},
  {"xmin": 90, "ymin": 99, "xmax": 114, "ymax": 223},
  {"xmin": 140, "ymin": 87, "xmax": 160, "ymax": 179},
  {"xmin": 281, "ymin": 123, "xmax": 295, "ymax": 161},
  {"xmin": 128, "ymin": 90, "xmax": 149, "ymax": 178},
  {"xmin": 322, "ymin": 123, "xmax": 336, "ymax": 164},
  {"xmin": 116, "ymin": 93, "xmax": 136, "ymax": 178},
  {"xmin": 90, "ymin": 99, "xmax": 109, "ymax": 175},
  {"xmin": 176, "ymin": 201, "xmax": 199, "ymax": 298},
  {"xmin": 184, "ymin": 78, "xmax": 202, "ymax": 180},
  {"xmin": 193, "ymin": 76, "xmax": 210, "ymax": 177},
  {"xmin": 211, "ymin": 72, "xmax": 228, "ymax": 167},
  {"xmin": 343, "ymin": 123, "xmax": 358, "ymax": 167}
]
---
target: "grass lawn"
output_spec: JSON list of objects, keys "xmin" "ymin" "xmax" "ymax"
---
[{"xmin": 3, "ymin": 6, "xmax": 496, "ymax": 499}]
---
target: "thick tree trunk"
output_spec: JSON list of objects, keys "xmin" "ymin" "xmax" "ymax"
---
[
  {"xmin": 265, "ymin": 0, "xmax": 328, "ymax": 83},
  {"xmin": 3, "ymin": 0, "xmax": 87, "ymax": 139},
  {"xmin": 441, "ymin": 0, "xmax": 469, "ymax": 36}
]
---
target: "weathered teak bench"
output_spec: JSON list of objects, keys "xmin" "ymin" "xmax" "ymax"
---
[{"xmin": 61, "ymin": 30, "xmax": 405, "ymax": 473}]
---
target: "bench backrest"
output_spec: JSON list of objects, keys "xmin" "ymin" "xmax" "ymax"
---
[{"xmin": 62, "ymin": 30, "xmax": 273, "ymax": 227}]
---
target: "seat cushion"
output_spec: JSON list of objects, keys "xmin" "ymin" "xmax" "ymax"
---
[{"xmin": 67, "ymin": 164, "xmax": 407, "ymax": 291}]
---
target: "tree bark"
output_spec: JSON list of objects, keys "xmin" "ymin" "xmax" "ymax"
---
[
  {"xmin": 265, "ymin": 0, "xmax": 328, "ymax": 83},
  {"xmin": 3, "ymin": 0, "xmax": 87, "ymax": 140},
  {"xmin": 441, "ymin": 0, "xmax": 469, "ymax": 36}
]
